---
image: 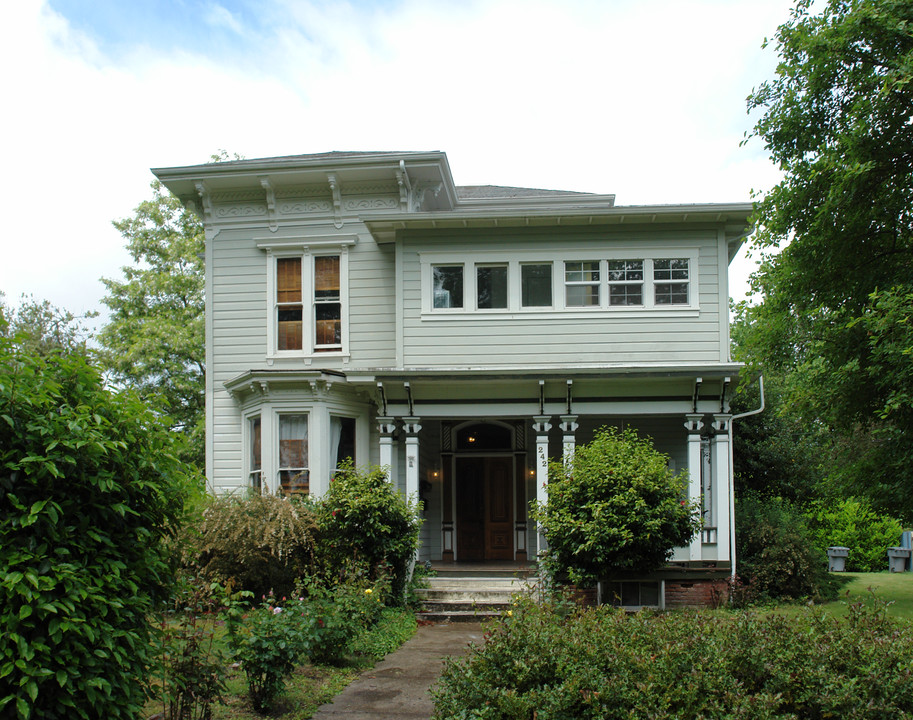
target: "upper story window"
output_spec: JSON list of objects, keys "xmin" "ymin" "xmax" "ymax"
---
[
  {"xmin": 521, "ymin": 264, "xmax": 552, "ymax": 307},
  {"xmin": 264, "ymin": 242, "xmax": 351, "ymax": 357},
  {"xmin": 433, "ymin": 265, "xmax": 464, "ymax": 309},
  {"xmin": 277, "ymin": 258, "xmax": 303, "ymax": 350},
  {"xmin": 608, "ymin": 260, "xmax": 644, "ymax": 306},
  {"xmin": 564, "ymin": 261, "xmax": 600, "ymax": 307},
  {"xmin": 421, "ymin": 249, "xmax": 698, "ymax": 315},
  {"xmin": 477, "ymin": 264, "xmax": 508, "ymax": 309},
  {"xmin": 653, "ymin": 258, "xmax": 690, "ymax": 305},
  {"xmin": 314, "ymin": 256, "xmax": 342, "ymax": 351}
]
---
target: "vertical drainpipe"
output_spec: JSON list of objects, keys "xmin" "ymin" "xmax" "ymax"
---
[{"xmin": 728, "ymin": 375, "xmax": 765, "ymax": 580}]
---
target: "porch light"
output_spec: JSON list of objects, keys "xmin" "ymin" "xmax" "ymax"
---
[{"xmin": 467, "ymin": 434, "xmax": 476, "ymax": 444}]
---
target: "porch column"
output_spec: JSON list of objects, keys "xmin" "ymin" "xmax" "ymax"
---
[
  {"xmin": 711, "ymin": 414, "xmax": 732, "ymax": 563},
  {"xmin": 402, "ymin": 417, "xmax": 422, "ymax": 502},
  {"xmin": 560, "ymin": 415, "xmax": 579, "ymax": 466},
  {"xmin": 533, "ymin": 415, "xmax": 552, "ymax": 559},
  {"xmin": 684, "ymin": 413, "xmax": 705, "ymax": 562},
  {"xmin": 377, "ymin": 417, "xmax": 396, "ymax": 481}
]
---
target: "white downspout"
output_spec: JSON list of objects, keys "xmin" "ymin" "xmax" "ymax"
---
[{"xmin": 728, "ymin": 375, "xmax": 765, "ymax": 580}]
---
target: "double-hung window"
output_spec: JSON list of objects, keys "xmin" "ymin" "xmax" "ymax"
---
[
  {"xmin": 608, "ymin": 260, "xmax": 644, "ymax": 306},
  {"xmin": 653, "ymin": 258, "xmax": 690, "ymax": 305},
  {"xmin": 564, "ymin": 261, "xmax": 600, "ymax": 307},
  {"xmin": 264, "ymin": 239, "xmax": 352, "ymax": 356}
]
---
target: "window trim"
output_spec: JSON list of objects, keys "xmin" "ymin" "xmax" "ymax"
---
[
  {"xmin": 420, "ymin": 249, "xmax": 699, "ymax": 317},
  {"xmin": 262, "ymin": 237, "xmax": 354, "ymax": 359}
]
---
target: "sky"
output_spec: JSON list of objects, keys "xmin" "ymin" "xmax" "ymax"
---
[{"xmin": 2, "ymin": 0, "xmax": 793, "ymax": 325}]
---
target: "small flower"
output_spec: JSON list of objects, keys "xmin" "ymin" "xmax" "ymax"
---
[
  {"xmin": 506, "ymin": 610, "xmax": 513, "ymax": 617},
  {"xmin": 365, "ymin": 588, "xmax": 373, "ymax": 595},
  {"xmin": 273, "ymin": 606, "xmax": 283, "ymax": 614}
]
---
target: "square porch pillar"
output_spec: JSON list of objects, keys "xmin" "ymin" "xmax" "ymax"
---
[
  {"xmin": 712, "ymin": 414, "xmax": 732, "ymax": 562},
  {"xmin": 533, "ymin": 415, "xmax": 552, "ymax": 559},
  {"xmin": 377, "ymin": 417, "xmax": 397, "ymax": 481},
  {"xmin": 684, "ymin": 413, "xmax": 705, "ymax": 562}
]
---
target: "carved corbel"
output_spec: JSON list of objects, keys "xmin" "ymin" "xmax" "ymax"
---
[
  {"xmin": 259, "ymin": 176, "xmax": 278, "ymax": 232},
  {"xmin": 327, "ymin": 173, "xmax": 343, "ymax": 229},
  {"xmin": 395, "ymin": 170, "xmax": 409, "ymax": 211},
  {"xmin": 194, "ymin": 181, "xmax": 216, "ymax": 233}
]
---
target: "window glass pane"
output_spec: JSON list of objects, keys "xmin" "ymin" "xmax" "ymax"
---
[
  {"xmin": 433, "ymin": 266, "xmax": 463, "ymax": 309},
  {"xmin": 655, "ymin": 283, "xmax": 689, "ymax": 304},
  {"xmin": 279, "ymin": 414, "xmax": 309, "ymax": 495},
  {"xmin": 249, "ymin": 416, "xmax": 262, "ymax": 492},
  {"xmin": 277, "ymin": 258, "xmax": 302, "ymax": 302},
  {"xmin": 565, "ymin": 261, "xmax": 600, "ymax": 283},
  {"xmin": 477, "ymin": 265, "xmax": 507, "ymax": 309},
  {"xmin": 315, "ymin": 303, "xmax": 341, "ymax": 346},
  {"xmin": 521, "ymin": 264, "xmax": 552, "ymax": 307},
  {"xmin": 566, "ymin": 284, "xmax": 600, "ymax": 307},
  {"xmin": 277, "ymin": 307, "xmax": 303, "ymax": 350},
  {"xmin": 335, "ymin": 417, "xmax": 356, "ymax": 468},
  {"xmin": 609, "ymin": 285, "xmax": 643, "ymax": 306},
  {"xmin": 608, "ymin": 260, "xmax": 643, "ymax": 282},
  {"xmin": 315, "ymin": 256, "xmax": 340, "ymax": 300}
]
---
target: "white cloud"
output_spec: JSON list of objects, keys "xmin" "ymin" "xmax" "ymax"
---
[{"xmin": 1, "ymin": 0, "xmax": 793, "ymax": 317}]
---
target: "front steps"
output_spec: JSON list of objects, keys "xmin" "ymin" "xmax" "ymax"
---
[{"xmin": 414, "ymin": 564, "xmax": 538, "ymax": 622}]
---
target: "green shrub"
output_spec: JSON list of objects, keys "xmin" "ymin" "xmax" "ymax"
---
[
  {"xmin": 193, "ymin": 493, "xmax": 319, "ymax": 599},
  {"xmin": 0, "ymin": 337, "xmax": 189, "ymax": 719},
  {"xmin": 317, "ymin": 464, "xmax": 422, "ymax": 603},
  {"xmin": 804, "ymin": 496, "xmax": 904, "ymax": 572},
  {"xmin": 304, "ymin": 575, "xmax": 387, "ymax": 665},
  {"xmin": 532, "ymin": 426, "xmax": 699, "ymax": 587},
  {"xmin": 735, "ymin": 492, "xmax": 836, "ymax": 602},
  {"xmin": 432, "ymin": 594, "xmax": 913, "ymax": 719},
  {"xmin": 226, "ymin": 594, "xmax": 318, "ymax": 714}
]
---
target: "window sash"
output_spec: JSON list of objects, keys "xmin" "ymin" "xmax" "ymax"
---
[
  {"xmin": 476, "ymin": 264, "xmax": 508, "ymax": 309},
  {"xmin": 565, "ymin": 261, "xmax": 600, "ymax": 307},
  {"xmin": 278, "ymin": 414, "xmax": 309, "ymax": 495},
  {"xmin": 432, "ymin": 265, "xmax": 464, "ymax": 309},
  {"xmin": 521, "ymin": 264, "xmax": 552, "ymax": 307}
]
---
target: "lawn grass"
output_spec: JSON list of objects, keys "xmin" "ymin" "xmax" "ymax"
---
[
  {"xmin": 765, "ymin": 571, "xmax": 913, "ymax": 621},
  {"xmin": 145, "ymin": 606, "xmax": 417, "ymax": 719}
]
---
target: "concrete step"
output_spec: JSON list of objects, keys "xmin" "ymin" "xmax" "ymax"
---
[{"xmin": 414, "ymin": 569, "xmax": 539, "ymax": 621}]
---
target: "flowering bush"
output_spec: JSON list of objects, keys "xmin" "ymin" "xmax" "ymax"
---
[
  {"xmin": 305, "ymin": 576, "xmax": 387, "ymax": 665},
  {"xmin": 226, "ymin": 594, "xmax": 318, "ymax": 713},
  {"xmin": 317, "ymin": 464, "xmax": 422, "ymax": 603}
]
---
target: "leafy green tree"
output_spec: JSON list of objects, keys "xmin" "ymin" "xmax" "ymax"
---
[
  {"xmin": 533, "ymin": 427, "xmax": 699, "ymax": 588},
  {"xmin": 98, "ymin": 180, "xmax": 205, "ymax": 467},
  {"xmin": 0, "ymin": 335, "xmax": 189, "ymax": 719},
  {"xmin": 0, "ymin": 292, "xmax": 95, "ymax": 355},
  {"xmin": 738, "ymin": 0, "xmax": 913, "ymax": 519}
]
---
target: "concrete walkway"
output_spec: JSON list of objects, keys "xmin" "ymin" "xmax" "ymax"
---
[{"xmin": 309, "ymin": 621, "xmax": 484, "ymax": 720}]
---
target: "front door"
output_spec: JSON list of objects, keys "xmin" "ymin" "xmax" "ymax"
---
[{"xmin": 455, "ymin": 456, "xmax": 514, "ymax": 561}]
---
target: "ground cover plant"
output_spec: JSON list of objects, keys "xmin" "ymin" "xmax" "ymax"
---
[{"xmin": 432, "ymin": 591, "xmax": 913, "ymax": 719}]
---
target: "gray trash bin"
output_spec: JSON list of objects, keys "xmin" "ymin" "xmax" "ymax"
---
[
  {"xmin": 827, "ymin": 546, "xmax": 849, "ymax": 572},
  {"xmin": 887, "ymin": 547, "xmax": 910, "ymax": 573}
]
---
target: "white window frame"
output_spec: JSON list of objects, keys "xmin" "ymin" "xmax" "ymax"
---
[
  {"xmin": 259, "ymin": 235, "xmax": 356, "ymax": 360},
  {"xmin": 244, "ymin": 412, "xmax": 263, "ymax": 494},
  {"xmin": 420, "ymin": 248, "xmax": 699, "ymax": 318}
]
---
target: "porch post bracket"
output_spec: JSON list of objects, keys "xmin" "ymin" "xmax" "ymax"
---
[{"xmin": 684, "ymin": 413, "xmax": 705, "ymax": 434}]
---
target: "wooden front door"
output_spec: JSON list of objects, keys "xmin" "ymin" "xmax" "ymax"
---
[{"xmin": 455, "ymin": 456, "xmax": 514, "ymax": 561}]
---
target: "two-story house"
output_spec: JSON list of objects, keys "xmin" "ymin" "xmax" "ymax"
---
[{"xmin": 154, "ymin": 151, "xmax": 751, "ymax": 606}]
